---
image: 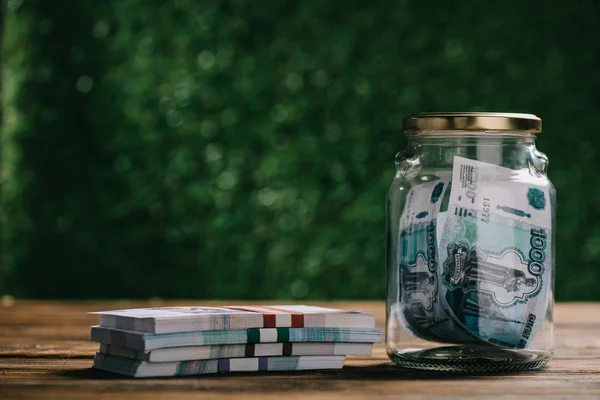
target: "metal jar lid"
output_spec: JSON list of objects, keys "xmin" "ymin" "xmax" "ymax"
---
[{"xmin": 403, "ymin": 112, "xmax": 542, "ymax": 134}]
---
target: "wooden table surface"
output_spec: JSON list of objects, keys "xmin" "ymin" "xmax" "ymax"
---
[{"xmin": 1, "ymin": 300, "xmax": 600, "ymax": 399}]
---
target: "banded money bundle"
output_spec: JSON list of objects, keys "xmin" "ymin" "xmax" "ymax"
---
[
  {"xmin": 90, "ymin": 305, "xmax": 381, "ymax": 377},
  {"xmin": 397, "ymin": 156, "xmax": 552, "ymax": 349}
]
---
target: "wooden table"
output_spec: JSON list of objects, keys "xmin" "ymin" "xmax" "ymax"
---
[{"xmin": 1, "ymin": 301, "xmax": 599, "ymax": 399}]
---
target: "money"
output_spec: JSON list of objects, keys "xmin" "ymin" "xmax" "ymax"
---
[
  {"xmin": 91, "ymin": 325, "xmax": 382, "ymax": 352},
  {"xmin": 94, "ymin": 305, "xmax": 376, "ymax": 334},
  {"xmin": 93, "ymin": 353, "xmax": 346, "ymax": 378},
  {"xmin": 396, "ymin": 173, "xmax": 479, "ymax": 344},
  {"xmin": 437, "ymin": 156, "xmax": 553, "ymax": 349},
  {"xmin": 90, "ymin": 305, "xmax": 381, "ymax": 377}
]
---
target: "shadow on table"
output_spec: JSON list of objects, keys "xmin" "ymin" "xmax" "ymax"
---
[{"xmin": 61, "ymin": 362, "xmax": 536, "ymax": 381}]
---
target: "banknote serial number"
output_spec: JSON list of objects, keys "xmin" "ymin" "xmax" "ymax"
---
[{"xmin": 481, "ymin": 197, "xmax": 491, "ymax": 223}]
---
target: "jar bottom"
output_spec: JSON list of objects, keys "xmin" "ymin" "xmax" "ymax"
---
[{"xmin": 389, "ymin": 345, "xmax": 552, "ymax": 372}]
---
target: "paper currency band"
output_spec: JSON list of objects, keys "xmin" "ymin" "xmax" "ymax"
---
[
  {"xmin": 217, "ymin": 357, "xmax": 270, "ymax": 372},
  {"xmin": 229, "ymin": 306, "xmax": 305, "ymax": 328},
  {"xmin": 247, "ymin": 328, "xmax": 292, "ymax": 343},
  {"xmin": 244, "ymin": 343, "xmax": 293, "ymax": 357},
  {"xmin": 218, "ymin": 358, "xmax": 230, "ymax": 372}
]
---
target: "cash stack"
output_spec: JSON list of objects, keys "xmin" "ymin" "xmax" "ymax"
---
[{"xmin": 90, "ymin": 305, "xmax": 381, "ymax": 377}]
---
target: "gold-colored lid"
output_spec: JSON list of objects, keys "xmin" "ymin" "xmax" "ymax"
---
[{"xmin": 403, "ymin": 112, "xmax": 541, "ymax": 134}]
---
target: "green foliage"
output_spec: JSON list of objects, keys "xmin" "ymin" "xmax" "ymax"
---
[{"xmin": 2, "ymin": 0, "xmax": 599, "ymax": 299}]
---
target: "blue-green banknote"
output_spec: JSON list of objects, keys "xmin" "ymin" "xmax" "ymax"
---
[
  {"xmin": 437, "ymin": 156, "xmax": 553, "ymax": 349},
  {"xmin": 396, "ymin": 172, "xmax": 479, "ymax": 344}
]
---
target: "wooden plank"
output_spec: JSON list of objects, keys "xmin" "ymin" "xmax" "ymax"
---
[{"xmin": 0, "ymin": 301, "xmax": 599, "ymax": 399}]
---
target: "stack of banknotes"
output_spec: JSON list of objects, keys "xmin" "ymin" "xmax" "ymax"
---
[
  {"xmin": 90, "ymin": 305, "xmax": 381, "ymax": 377},
  {"xmin": 396, "ymin": 156, "xmax": 553, "ymax": 349}
]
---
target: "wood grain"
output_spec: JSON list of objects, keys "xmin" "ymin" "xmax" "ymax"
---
[{"xmin": 0, "ymin": 301, "xmax": 599, "ymax": 399}]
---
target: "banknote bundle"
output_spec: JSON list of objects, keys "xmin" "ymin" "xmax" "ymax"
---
[
  {"xmin": 90, "ymin": 305, "xmax": 381, "ymax": 377},
  {"xmin": 396, "ymin": 156, "xmax": 553, "ymax": 349}
]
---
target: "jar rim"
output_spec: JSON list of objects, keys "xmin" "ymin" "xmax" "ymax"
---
[{"xmin": 403, "ymin": 112, "xmax": 541, "ymax": 134}]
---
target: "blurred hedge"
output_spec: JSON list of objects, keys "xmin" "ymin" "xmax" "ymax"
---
[{"xmin": 2, "ymin": 0, "xmax": 599, "ymax": 300}]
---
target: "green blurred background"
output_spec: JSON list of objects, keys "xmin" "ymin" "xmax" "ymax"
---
[{"xmin": 1, "ymin": 0, "xmax": 598, "ymax": 300}]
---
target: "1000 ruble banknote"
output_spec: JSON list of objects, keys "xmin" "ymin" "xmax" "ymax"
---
[{"xmin": 437, "ymin": 157, "xmax": 553, "ymax": 349}]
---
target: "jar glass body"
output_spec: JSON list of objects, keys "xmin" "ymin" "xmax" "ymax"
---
[{"xmin": 386, "ymin": 132, "xmax": 555, "ymax": 372}]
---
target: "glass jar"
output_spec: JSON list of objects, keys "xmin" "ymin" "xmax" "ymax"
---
[{"xmin": 386, "ymin": 113, "xmax": 555, "ymax": 372}]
